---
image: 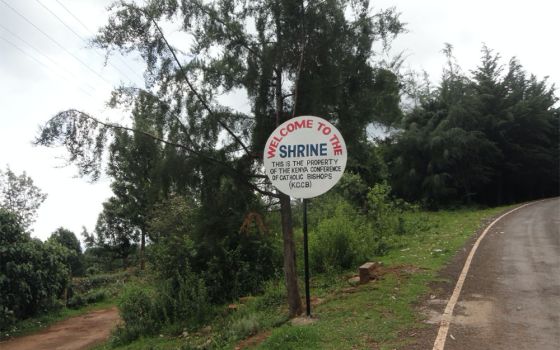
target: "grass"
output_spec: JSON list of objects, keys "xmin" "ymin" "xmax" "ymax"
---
[
  {"xmin": 8, "ymin": 205, "xmax": 514, "ymax": 349},
  {"xmin": 91, "ymin": 336, "xmax": 185, "ymax": 350},
  {"xmin": 254, "ymin": 205, "xmax": 513, "ymax": 350}
]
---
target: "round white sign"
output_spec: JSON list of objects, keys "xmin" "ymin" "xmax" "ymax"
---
[{"xmin": 263, "ymin": 116, "xmax": 347, "ymax": 199}]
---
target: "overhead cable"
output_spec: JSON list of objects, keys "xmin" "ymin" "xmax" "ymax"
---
[
  {"xmin": 53, "ymin": 0, "xmax": 144, "ymax": 81},
  {"xmin": 0, "ymin": 0, "xmax": 114, "ymax": 88},
  {"xmin": 34, "ymin": 0, "xmax": 140, "ymax": 84},
  {"xmin": 0, "ymin": 22, "xmax": 99, "ymax": 93},
  {"xmin": 0, "ymin": 34, "xmax": 96, "ymax": 97}
]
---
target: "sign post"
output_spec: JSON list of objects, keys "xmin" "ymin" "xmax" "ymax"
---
[
  {"xmin": 303, "ymin": 198, "xmax": 310, "ymax": 316},
  {"xmin": 263, "ymin": 115, "xmax": 347, "ymax": 317}
]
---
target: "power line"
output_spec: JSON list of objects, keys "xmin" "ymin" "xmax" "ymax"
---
[
  {"xmin": 34, "ymin": 0, "xmax": 140, "ymax": 84},
  {"xmin": 0, "ymin": 34, "xmax": 96, "ymax": 98},
  {"xmin": 0, "ymin": 22, "xmax": 99, "ymax": 93},
  {"xmin": 53, "ymin": 0, "xmax": 144, "ymax": 82},
  {"xmin": 0, "ymin": 0, "xmax": 114, "ymax": 88},
  {"xmin": 53, "ymin": 0, "xmax": 90, "ymax": 34}
]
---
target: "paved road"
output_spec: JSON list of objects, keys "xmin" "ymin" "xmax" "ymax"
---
[
  {"xmin": 444, "ymin": 199, "xmax": 560, "ymax": 349},
  {"xmin": 0, "ymin": 307, "xmax": 120, "ymax": 350}
]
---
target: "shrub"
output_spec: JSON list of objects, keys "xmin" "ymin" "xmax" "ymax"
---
[
  {"xmin": 308, "ymin": 183, "xmax": 415, "ymax": 273},
  {"xmin": 71, "ymin": 271, "xmax": 130, "ymax": 294},
  {"xmin": 228, "ymin": 314, "xmax": 261, "ymax": 339},
  {"xmin": 148, "ymin": 195, "xmax": 281, "ymax": 303},
  {"xmin": 0, "ymin": 209, "xmax": 70, "ymax": 330},
  {"xmin": 309, "ymin": 197, "xmax": 372, "ymax": 273},
  {"xmin": 157, "ymin": 272, "xmax": 211, "ymax": 330},
  {"xmin": 366, "ymin": 182, "xmax": 415, "ymax": 236},
  {"xmin": 84, "ymin": 290, "xmax": 107, "ymax": 304},
  {"xmin": 85, "ymin": 265, "xmax": 101, "ymax": 276},
  {"xmin": 113, "ymin": 284, "xmax": 160, "ymax": 344},
  {"xmin": 254, "ymin": 280, "xmax": 286, "ymax": 310},
  {"xmin": 67, "ymin": 294, "xmax": 85, "ymax": 309},
  {"xmin": 113, "ymin": 270, "xmax": 212, "ymax": 344}
]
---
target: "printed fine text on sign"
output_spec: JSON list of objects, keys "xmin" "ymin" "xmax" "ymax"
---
[{"xmin": 263, "ymin": 116, "xmax": 347, "ymax": 198}]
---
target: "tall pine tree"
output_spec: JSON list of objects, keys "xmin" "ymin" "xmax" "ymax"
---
[{"xmin": 35, "ymin": 0, "xmax": 404, "ymax": 316}]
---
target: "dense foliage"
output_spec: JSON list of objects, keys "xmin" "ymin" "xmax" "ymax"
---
[
  {"xmin": 48, "ymin": 228, "xmax": 84, "ymax": 277},
  {"xmin": 0, "ymin": 210, "xmax": 70, "ymax": 330},
  {"xmin": 27, "ymin": 0, "xmax": 558, "ymax": 344},
  {"xmin": 387, "ymin": 46, "xmax": 559, "ymax": 206},
  {"xmin": 308, "ymin": 178, "xmax": 412, "ymax": 273},
  {"xmin": 35, "ymin": 0, "xmax": 404, "ymax": 316}
]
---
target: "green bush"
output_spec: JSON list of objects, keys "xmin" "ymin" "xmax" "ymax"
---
[
  {"xmin": 71, "ymin": 271, "xmax": 131, "ymax": 294},
  {"xmin": 67, "ymin": 294, "xmax": 85, "ymax": 309},
  {"xmin": 85, "ymin": 265, "xmax": 101, "ymax": 276},
  {"xmin": 85, "ymin": 290, "xmax": 107, "ymax": 304},
  {"xmin": 254, "ymin": 280, "xmax": 286, "ymax": 310},
  {"xmin": 113, "ymin": 271, "xmax": 211, "ymax": 345},
  {"xmin": 158, "ymin": 273, "xmax": 211, "ymax": 329},
  {"xmin": 0, "ymin": 209, "xmax": 70, "ymax": 330},
  {"xmin": 308, "ymin": 183, "xmax": 415, "ymax": 273},
  {"xmin": 228, "ymin": 313, "xmax": 261, "ymax": 339},
  {"xmin": 68, "ymin": 290, "xmax": 108, "ymax": 308},
  {"xmin": 112, "ymin": 284, "xmax": 160, "ymax": 345},
  {"xmin": 366, "ymin": 182, "xmax": 415, "ymax": 236},
  {"xmin": 148, "ymin": 195, "xmax": 281, "ymax": 303},
  {"xmin": 309, "ymin": 197, "xmax": 372, "ymax": 273}
]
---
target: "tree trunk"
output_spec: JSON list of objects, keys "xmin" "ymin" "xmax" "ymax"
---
[
  {"xmin": 140, "ymin": 230, "xmax": 145, "ymax": 270},
  {"xmin": 273, "ymin": 5, "xmax": 302, "ymax": 317},
  {"xmin": 279, "ymin": 192, "xmax": 303, "ymax": 317}
]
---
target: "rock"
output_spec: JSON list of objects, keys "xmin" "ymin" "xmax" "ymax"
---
[{"xmin": 348, "ymin": 276, "xmax": 360, "ymax": 286}]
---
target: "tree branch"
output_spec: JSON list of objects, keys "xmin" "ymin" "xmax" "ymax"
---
[
  {"xmin": 114, "ymin": 86, "xmax": 197, "ymax": 149},
  {"xmin": 189, "ymin": 0, "xmax": 261, "ymax": 59},
  {"xmin": 37, "ymin": 110, "xmax": 278, "ymax": 198},
  {"xmin": 140, "ymin": 5, "xmax": 252, "ymax": 157}
]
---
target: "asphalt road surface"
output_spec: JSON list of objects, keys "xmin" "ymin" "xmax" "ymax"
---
[{"xmin": 443, "ymin": 199, "xmax": 559, "ymax": 349}]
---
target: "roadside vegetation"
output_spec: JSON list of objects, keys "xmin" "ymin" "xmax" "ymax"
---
[
  {"xmin": 92, "ymin": 197, "xmax": 510, "ymax": 350},
  {"xmin": 1, "ymin": 0, "xmax": 557, "ymax": 349},
  {"xmin": 0, "ymin": 253, "xmax": 139, "ymax": 340}
]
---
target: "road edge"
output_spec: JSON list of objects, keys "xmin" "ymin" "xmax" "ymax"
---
[{"xmin": 431, "ymin": 200, "xmax": 544, "ymax": 350}]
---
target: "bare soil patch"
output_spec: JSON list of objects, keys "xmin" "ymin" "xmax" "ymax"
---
[{"xmin": 0, "ymin": 307, "xmax": 120, "ymax": 350}]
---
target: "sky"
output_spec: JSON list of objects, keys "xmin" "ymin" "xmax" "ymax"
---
[{"xmin": 0, "ymin": 0, "xmax": 558, "ymax": 242}]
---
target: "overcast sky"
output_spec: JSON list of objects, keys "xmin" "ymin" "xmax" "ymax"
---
[{"xmin": 1, "ymin": 0, "xmax": 558, "ymax": 242}]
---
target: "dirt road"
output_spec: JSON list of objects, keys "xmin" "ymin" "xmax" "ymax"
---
[
  {"xmin": 429, "ymin": 199, "xmax": 560, "ymax": 350},
  {"xmin": 0, "ymin": 307, "xmax": 120, "ymax": 350}
]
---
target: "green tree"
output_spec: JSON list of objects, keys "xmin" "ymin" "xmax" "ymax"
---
[
  {"xmin": 35, "ymin": 0, "xmax": 404, "ymax": 316},
  {"xmin": 48, "ymin": 227, "xmax": 84, "ymax": 277},
  {"xmin": 0, "ymin": 209, "xmax": 70, "ymax": 329},
  {"xmin": 93, "ymin": 197, "xmax": 139, "ymax": 269},
  {"xmin": 105, "ymin": 93, "xmax": 168, "ymax": 269},
  {"xmin": 0, "ymin": 166, "xmax": 47, "ymax": 230},
  {"xmin": 472, "ymin": 48, "xmax": 559, "ymax": 203},
  {"xmin": 388, "ymin": 45, "xmax": 559, "ymax": 206}
]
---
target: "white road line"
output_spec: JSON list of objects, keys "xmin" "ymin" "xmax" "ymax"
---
[{"xmin": 432, "ymin": 201, "xmax": 541, "ymax": 350}]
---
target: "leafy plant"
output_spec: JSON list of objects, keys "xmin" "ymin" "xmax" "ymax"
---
[
  {"xmin": 113, "ymin": 271, "xmax": 211, "ymax": 344},
  {"xmin": 0, "ymin": 209, "xmax": 70, "ymax": 330}
]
